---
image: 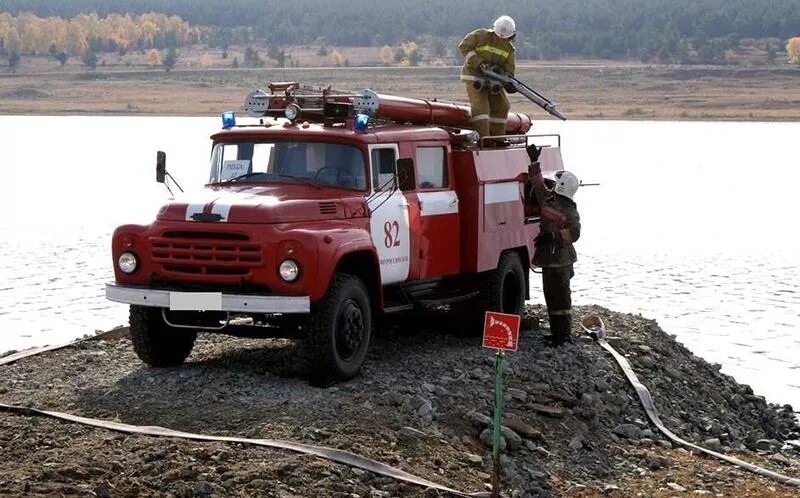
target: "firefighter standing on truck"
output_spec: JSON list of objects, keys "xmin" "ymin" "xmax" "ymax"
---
[
  {"xmin": 525, "ymin": 143, "xmax": 581, "ymax": 346},
  {"xmin": 458, "ymin": 15, "xmax": 517, "ymax": 138}
]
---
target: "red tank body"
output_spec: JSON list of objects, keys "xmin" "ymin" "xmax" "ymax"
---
[
  {"xmin": 370, "ymin": 93, "xmax": 532, "ymax": 134},
  {"xmin": 105, "ymin": 83, "xmax": 565, "ymax": 381}
]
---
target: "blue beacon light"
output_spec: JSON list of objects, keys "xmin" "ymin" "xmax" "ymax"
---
[
  {"xmin": 221, "ymin": 111, "xmax": 236, "ymax": 129},
  {"xmin": 353, "ymin": 113, "xmax": 369, "ymax": 133}
]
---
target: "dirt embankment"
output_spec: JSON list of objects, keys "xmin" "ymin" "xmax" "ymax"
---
[{"xmin": 1, "ymin": 305, "xmax": 799, "ymax": 497}]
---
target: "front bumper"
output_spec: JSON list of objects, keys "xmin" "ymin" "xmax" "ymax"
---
[{"xmin": 105, "ymin": 283, "xmax": 310, "ymax": 313}]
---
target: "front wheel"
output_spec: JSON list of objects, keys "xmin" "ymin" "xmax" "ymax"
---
[
  {"xmin": 129, "ymin": 305, "xmax": 197, "ymax": 367},
  {"xmin": 304, "ymin": 274, "xmax": 372, "ymax": 381}
]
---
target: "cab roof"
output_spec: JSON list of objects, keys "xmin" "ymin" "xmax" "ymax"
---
[{"xmin": 211, "ymin": 121, "xmax": 452, "ymax": 144}]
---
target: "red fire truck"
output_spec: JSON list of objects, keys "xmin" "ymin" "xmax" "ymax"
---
[{"xmin": 105, "ymin": 82, "xmax": 565, "ymax": 381}]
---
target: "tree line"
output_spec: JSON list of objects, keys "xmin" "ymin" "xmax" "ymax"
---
[{"xmin": 2, "ymin": 0, "xmax": 800, "ymax": 64}]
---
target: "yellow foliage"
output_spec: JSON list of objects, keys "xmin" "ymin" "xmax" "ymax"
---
[
  {"xmin": 401, "ymin": 41, "xmax": 418, "ymax": 56},
  {"xmin": 380, "ymin": 45, "xmax": 392, "ymax": 64},
  {"xmin": 146, "ymin": 49, "xmax": 161, "ymax": 66},
  {"xmin": 787, "ymin": 37, "xmax": 800, "ymax": 64},
  {"xmin": 0, "ymin": 12, "xmax": 203, "ymax": 56},
  {"xmin": 330, "ymin": 49, "xmax": 343, "ymax": 66}
]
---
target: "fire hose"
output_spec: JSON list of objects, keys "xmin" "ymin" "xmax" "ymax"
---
[
  {"xmin": 580, "ymin": 315, "xmax": 800, "ymax": 488},
  {"xmin": 0, "ymin": 335, "xmax": 488, "ymax": 498}
]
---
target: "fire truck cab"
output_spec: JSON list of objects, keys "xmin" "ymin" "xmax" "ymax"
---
[{"xmin": 106, "ymin": 83, "xmax": 564, "ymax": 381}]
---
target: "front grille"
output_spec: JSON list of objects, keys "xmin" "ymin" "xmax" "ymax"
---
[{"xmin": 150, "ymin": 230, "xmax": 262, "ymax": 276}]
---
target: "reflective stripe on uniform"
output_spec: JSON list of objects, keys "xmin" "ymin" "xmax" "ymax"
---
[
  {"xmin": 460, "ymin": 74, "xmax": 479, "ymax": 82},
  {"xmin": 489, "ymin": 117, "xmax": 507, "ymax": 123},
  {"xmin": 464, "ymin": 50, "xmax": 478, "ymax": 63},
  {"xmin": 538, "ymin": 262, "xmax": 573, "ymax": 268},
  {"xmin": 470, "ymin": 114, "xmax": 489, "ymax": 122},
  {"xmin": 476, "ymin": 44, "xmax": 510, "ymax": 59}
]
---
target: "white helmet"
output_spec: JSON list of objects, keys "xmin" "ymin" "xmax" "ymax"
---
[
  {"xmin": 552, "ymin": 170, "xmax": 579, "ymax": 200},
  {"xmin": 493, "ymin": 15, "xmax": 516, "ymax": 39}
]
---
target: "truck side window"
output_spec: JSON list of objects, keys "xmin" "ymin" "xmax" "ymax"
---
[
  {"xmin": 416, "ymin": 147, "xmax": 448, "ymax": 189},
  {"xmin": 371, "ymin": 148, "xmax": 397, "ymax": 191}
]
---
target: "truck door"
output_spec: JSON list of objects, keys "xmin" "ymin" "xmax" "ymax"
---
[
  {"xmin": 368, "ymin": 144, "xmax": 411, "ymax": 284},
  {"xmin": 414, "ymin": 146, "xmax": 459, "ymax": 277}
]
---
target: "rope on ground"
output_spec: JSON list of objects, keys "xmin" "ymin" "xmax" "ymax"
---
[
  {"xmin": 581, "ymin": 314, "xmax": 800, "ymax": 488},
  {"xmin": 1, "ymin": 336, "xmax": 488, "ymax": 498}
]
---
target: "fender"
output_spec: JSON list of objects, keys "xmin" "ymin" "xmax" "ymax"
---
[{"xmin": 305, "ymin": 224, "xmax": 381, "ymax": 305}]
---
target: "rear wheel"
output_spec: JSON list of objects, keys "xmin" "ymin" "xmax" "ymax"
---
[
  {"xmin": 129, "ymin": 305, "xmax": 197, "ymax": 367},
  {"xmin": 304, "ymin": 274, "xmax": 372, "ymax": 381},
  {"xmin": 457, "ymin": 251, "xmax": 526, "ymax": 336}
]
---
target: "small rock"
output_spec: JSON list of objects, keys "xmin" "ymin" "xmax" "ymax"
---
[
  {"xmin": 666, "ymin": 482, "xmax": 687, "ymax": 492},
  {"xmin": 526, "ymin": 403, "xmax": 565, "ymax": 418},
  {"xmin": 397, "ymin": 426, "xmax": 425, "ymax": 442},
  {"xmin": 755, "ymin": 439, "xmax": 780, "ymax": 452},
  {"xmin": 466, "ymin": 410, "xmax": 492, "ymax": 429},
  {"xmin": 501, "ymin": 418, "xmax": 543, "ymax": 440},
  {"xmin": 464, "ymin": 453, "xmax": 483, "ymax": 466},
  {"xmin": 769, "ymin": 453, "xmax": 791, "ymax": 465},
  {"xmin": 702, "ymin": 438, "xmax": 722, "ymax": 452},
  {"xmin": 479, "ymin": 428, "xmax": 506, "ymax": 451},
  {"xmin": 613, "ymin": 423, "xmax": 643, "ymax": 440},
  {"xmin": 568, "ymin": 436, "xmax": 583, "ymax": 450},
  {"xmin": 500, "ymin": 426, "xmax": 523, "ymax": 450},
  {"xmin": 507, "ymin": 388, "xmax": 528, "ymax": 402}
]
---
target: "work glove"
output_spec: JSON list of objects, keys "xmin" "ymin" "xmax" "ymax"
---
[
  {"xmin": 478, "ymin": 61, "xmax": 491, "ymax": 73},
  {"xmin": 526, "ymin": 143, "xmax": 542, "ymax": 162},
  {"xmin": 534, "ymin": 231, "xmax": 556, "ymax": 248},
  {"xmin": 504, "ymin": 81, "xmax": 517, "ymax": 93}
]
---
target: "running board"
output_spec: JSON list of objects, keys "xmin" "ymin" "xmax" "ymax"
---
[
  {"xmin": 417, "ymin": 290, "xmax": 479, "ymax": 308},
  {"xmin": 383, "ymin": 304, "xmax": 415, "ymax": 313}
]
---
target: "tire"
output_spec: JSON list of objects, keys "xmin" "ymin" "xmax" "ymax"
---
[
  {"xmin": 129, "ymin": 305, "xmax": 197, "ymax": 367},
  {"xmin": 457, "ymin": 251, "xmax": 526, "ymax": 336},
  {"xmin": 481, "ymin": 251, "xmax": 526, "ymax": 316},
  {"xmin": 304, "ymin": 273, "xmax": 372, "ymax": 381}
]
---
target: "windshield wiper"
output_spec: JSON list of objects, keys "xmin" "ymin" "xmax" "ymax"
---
[
  {"xmin": 218, "ymin": 172, "xmax": 268, "ymax": 183},
  {"xmin": 276, "ymin": 174, "xmax": 322, "ymax": 189}
]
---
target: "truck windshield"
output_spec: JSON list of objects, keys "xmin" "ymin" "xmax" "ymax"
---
[{"xmin": 209, "ymin": 141, "xmax": 367, "ymax": 190}]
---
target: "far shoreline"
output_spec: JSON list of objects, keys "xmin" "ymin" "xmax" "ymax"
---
[{"xmin": 2, "ymin": 62, "xmax": 800, "ymax": 121}]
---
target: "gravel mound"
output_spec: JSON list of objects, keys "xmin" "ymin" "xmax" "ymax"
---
[{"xmin": 1, "ymin": 305, "xmax": 798, "ymax": 497}]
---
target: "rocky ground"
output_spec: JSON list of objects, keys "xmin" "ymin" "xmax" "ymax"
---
[{"xmin": 1, "ymin": 304, "xmax": 799, "ymax": 497}]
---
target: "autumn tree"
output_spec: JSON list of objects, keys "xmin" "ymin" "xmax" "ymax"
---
[
  {"xmin": 380, "ymin": 45, "xmax": 392, "ymax": 64},
  {"xmin": 146, "ymin": 48, "xmax": 161, "ymax": 66},
  {"xmin": 330, "ymin": 49, "xmax": 343, "ymax": 66},
  {"xmin": 787, "ymin": 37, "xmax": 800, "ymax": 64}
]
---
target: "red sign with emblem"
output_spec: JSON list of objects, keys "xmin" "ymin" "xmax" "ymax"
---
[{"xmin": 482, "ymin": 311, "xmax": 521, "ymax": 352}]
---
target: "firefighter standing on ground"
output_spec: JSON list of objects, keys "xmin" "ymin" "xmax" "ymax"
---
[
  {"xmin": 525, "ymin": 144, "xmax": 581, "ymax": 346},
  {"xmin": 458, "ymin": 15, "xmax": 517, "ymax": 138}
]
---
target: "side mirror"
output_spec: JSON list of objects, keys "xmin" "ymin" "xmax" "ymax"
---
[
  {"xmin": 396, "ymin": 158, "xmax": 415, "ymax": 191},
  {"xmin": 156, "ymin": 151, "xmax": 166, "ymax": 184}
]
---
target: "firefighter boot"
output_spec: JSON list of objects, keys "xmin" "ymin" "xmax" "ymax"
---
[{"xmin": 546, "ymin": 314, "xmax": 574, "ymax": 347}]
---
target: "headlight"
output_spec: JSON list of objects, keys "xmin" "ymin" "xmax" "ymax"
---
[
  {"xmin": 118, "ymin": 252, "xmax": 138, "ymax": 274},
  {"xmin": 278, "ymin": 259, "xmax": 300, "ymax": 282}
]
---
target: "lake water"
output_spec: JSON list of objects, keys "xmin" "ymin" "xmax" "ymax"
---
[{"xmin": 1, "ymin": 116, "xmax": 798, "ymax": 411}]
